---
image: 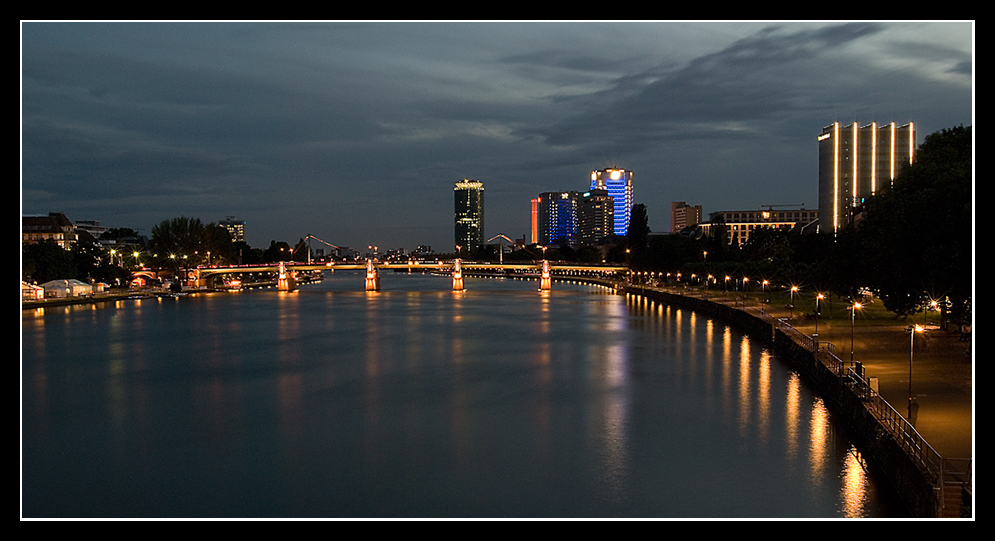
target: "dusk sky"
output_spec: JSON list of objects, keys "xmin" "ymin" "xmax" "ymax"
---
[{"xmin": 21, "ymin": 21, "xmax": 974, "ymax": 252}]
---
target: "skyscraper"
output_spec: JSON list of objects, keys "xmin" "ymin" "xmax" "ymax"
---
[
  {"xmin": 590, "ymin": 168, "xmax": 633, "ymax": 236},
  {"xmin": 219, "ymin": 216, "xmax": 245, "ymax": 243},
  {"xmin": 579, "ymin": 189, "xmax": 614, "ymax": 245},
  {"xmin": 537, "ymin": 191, "xmax": 581, "ymax": 247},
  {"xmin": 818, "ymin": 121, "xmax": 915, "ymax": 233},
  {"xmin": 454, "ymin": 179, "xmax": 484, "ymax": 252}
]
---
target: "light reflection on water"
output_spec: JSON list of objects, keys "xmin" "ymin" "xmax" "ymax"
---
[{"xmin": 21, "ymin": 274, "xmax": 908, "ymax": 518}]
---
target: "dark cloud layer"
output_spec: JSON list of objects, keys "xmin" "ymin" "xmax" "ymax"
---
[{"xmin": 21, "ymin": 21, "xmax": 973, "ymax": 250}]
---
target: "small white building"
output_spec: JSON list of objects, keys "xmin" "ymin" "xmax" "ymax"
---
[
  {"xmin": 39, "ymin": 279, "xmax": 93, "ymax": 298},
  {"xmin": 22, "ymin": 282, "xmax": 44, "ymax": 300}
]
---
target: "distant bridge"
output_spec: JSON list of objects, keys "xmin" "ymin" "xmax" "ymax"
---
[{"xmin": 179, "ymin": 260, "xmax": 628, "ymax": 292}]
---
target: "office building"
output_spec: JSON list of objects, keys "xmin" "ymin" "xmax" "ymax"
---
[
  {"xmin": 590, "ymin": 168, "xmax": 633, "ymax": 236},
  {"xmin": 818, "ymin": 121, "xmax": 915, "ymax": 233},
  {"xmin": 671, "ymin": 202, "xmax": 703, "ymax": 233},
  {"xmin": 22, "ymin": 212, "xmax": 77, "ymax": 250},
  {"xmin": 699, "ymin": 207, "xmax": 818, "ymax": 247},
  {"xmin": 219, "ymin": 216, "xmax": 245, "ymax": 243},
  {"xmin": 530, "ymin": 197, "xmax": 540, "ymax": 244},
  {"xmin": 537, "ymin": 191, "xmax": 581, "ymax": 247},
  {"xmin": 579, "ymin": 189, "xmax": 614, "ymax": 245},
  {"xmin": 454, "ymin": 179, "xmax": 485, "ymax": 252}
]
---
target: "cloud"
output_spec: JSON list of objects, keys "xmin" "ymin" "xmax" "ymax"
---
[{"xmin": 20, "ymin": 21, "xmax": 973, "ymax": 249}]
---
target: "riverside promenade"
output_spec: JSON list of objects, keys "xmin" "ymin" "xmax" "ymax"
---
[{"xmin": 624, "ymin": 282, "xmax": 973, "ymax": 518}]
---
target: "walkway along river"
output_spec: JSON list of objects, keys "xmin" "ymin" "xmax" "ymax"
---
[{"xmin": 622, "ymin": 284, "xmax": 972, "ymax": 518}]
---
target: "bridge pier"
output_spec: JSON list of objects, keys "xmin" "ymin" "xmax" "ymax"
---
[
  {"xmin": 365, "ymin": 259, "xmax": 381, "ymax": 291},
  {"xmin": 278, "ymin": 262, "xmax": 297, "ymax": 292},
  {"xmin": 453, "ymin": 258, "xmax": 464, "ymax": 291},
  {"xmin": 539, "ymin": 259, "xmax": 552, "ymax": 291}
]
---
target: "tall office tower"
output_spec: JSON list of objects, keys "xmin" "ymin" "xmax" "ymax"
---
[
  {"xmin": 537, "ymin": 191, "xmax": 581, "ymax": 247},
  {"xmin": 219, "ymin": 216, "xmax": 245, "ymax": 243},
  {"xmin": 590, "ymin": 168, "xmax": 633, "ymax": 236},
  {"xmin": 671, "ymin": 202, "xmax": 702, "ymax": 233},
  {"xmin": 530, "ymin": 197, "xmax": 540, "ymax": 244},
  {"xmin": 818, "ymin": 121, "xmax": 915, "ymax": 233},
  {"xmin": 579, "ymin": 189, "xmax": 614, "ymax": 246},
  {"xmin": 454, "ymin": 179, "xmax": 485, "ymax": 252}
]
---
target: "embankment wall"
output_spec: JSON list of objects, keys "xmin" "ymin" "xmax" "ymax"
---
[{"xmin": 624, "ymin": 286, "xmax": 939, "ymax": 518}]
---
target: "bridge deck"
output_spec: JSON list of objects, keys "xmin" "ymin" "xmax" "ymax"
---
[{"xmin": 193, "ymin": 262, "xmax": 628, "ymax": 275}]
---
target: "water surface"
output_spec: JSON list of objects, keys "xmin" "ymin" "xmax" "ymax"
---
[{"xmin": 21, "ymin": 272, "xmax": 909, "ymax": 518}]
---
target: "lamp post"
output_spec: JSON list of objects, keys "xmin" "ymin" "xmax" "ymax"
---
[
  {"xmin": 909, "ymin": 324, "xmax": 924, "ymax": 420},
  {"xmin": 789, "ymin": 285, "xmax": 799, "ymax": 320},
  {"xmin": 850, "ymin": 301, "xmax": 862, "ymax": 363},
  {"xmin": 761, "ymin": 279, "xmax": 769, "ymax": 314},
  {"xmin": 815, "ymin": 293, "xmax": 825, "ymax": 342}
]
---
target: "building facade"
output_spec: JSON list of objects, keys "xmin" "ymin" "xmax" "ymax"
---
[
  {"xmin": 537, "ymin": 191, "xmax": 581, "ymax": 247},
  {"xmin": 22, "ymin": 212, "xmax": 77, "ymax": 250},
  {"xmin": 671, "ymin": 201, "xmax": 703, "ymax": 233},
  {"xmin": 590, "ymin": 168, "xmax": 633, "ymax": 237},
  {"xmin": 700, "ymin": 207, "xmax": 818, "ymax": 247},
  {"xmin": 219, "ymin": 217, "xmax": 245, "ymax": 243},
  {"xmin": 579, "ymin": 189, "xmax": 614, "ymax": 246},
  {"xmin": 454, "ymin": 179, "xmax": 485, "ymax": 252},
  {"xmin": 818, "ymin": 121, "xmax": 915, "ymax": 233}
]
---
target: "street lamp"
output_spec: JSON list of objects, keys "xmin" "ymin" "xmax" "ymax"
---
[
  {"xmin": 908, "ymin": 324, "xmax": 924, "ymax": 420},
  {"xmin": 789, "ymin": 285, "xmax": 799, "ymax": 320},
  {"xmin": 815, "ymin": 293, "xmax": 825, "ymax": 341},
  {"xmin": 761, "ymin": 279, "xmax": 769, "ymax": 314},
  {"xmin": 850, "ymin": 301, "xmax": 862, "ymax": 363}
]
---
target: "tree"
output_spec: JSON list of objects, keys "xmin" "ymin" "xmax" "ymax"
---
[
  {"xmin": 22, "ymin": 240, "xmax": 76, "ymax": 283},
  {"xmin": 148, "ymin": 216, "xmax": 237, "ymax": 267},
  {"xmin": 627, "ymin": 203, "xmax": 651, "ymax": 268},
  {"xmin": 149, "ymin": 216, "xmax": 207, "ymax": 262},
  {"xmin": 857, "ymin": 125, "xmax": 972, "ymax": 323},
  {"xmin": 262, "ymin": 240, "xmax": 293, "ymax": 262}
]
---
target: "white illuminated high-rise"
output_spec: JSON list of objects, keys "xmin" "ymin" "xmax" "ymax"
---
[
  {"xmin": 590, "ymin": 168, "xmax": 633, "ymax": 236},
  {"xmin": 818, "ymin": 122, "xmax": 915, "ymax": 233},
  {"xmin": 454, "ymin": 179, "xmax": 484, "ymax": 252}
]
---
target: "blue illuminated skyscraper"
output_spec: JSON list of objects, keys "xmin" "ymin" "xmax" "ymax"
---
[
  {"xmin": 590, "ymin": 168, "xmax": 632, "ymax": 236},
  {"xmin": 537, "ymin": 191, "xmax": 580, "ymax": 247}
]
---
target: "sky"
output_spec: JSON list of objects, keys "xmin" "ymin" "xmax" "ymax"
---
[{"xmin": 21, "ymin": 21, "xmax": 974, "ymax": 253}]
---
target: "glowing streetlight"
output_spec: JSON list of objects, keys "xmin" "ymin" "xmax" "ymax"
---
[
  {"xmin": 788, "ymin": 285, "xmax": 799, "ymax": 320},
  {"xmin": 850, "ymin": 301, "xmax": 863, "ymax": 363},
  {"xmin": 815, "ymin": 293, "xmax": 825, "ymax": 341},
  {"xmin": 909, "ymin": 324, "xmax": 925, "ymax": 420}
]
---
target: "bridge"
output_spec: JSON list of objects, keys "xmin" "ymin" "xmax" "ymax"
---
[{"xmin": 181, "ymin": 259, "xmax": 628, "ymax": 292}]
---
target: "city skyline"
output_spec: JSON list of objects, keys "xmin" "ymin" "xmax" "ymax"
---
[{"xmin": 21, "ymin": 21, "xmax": 974, "ymax": 251}]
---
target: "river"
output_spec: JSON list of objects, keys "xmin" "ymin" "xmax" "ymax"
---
[{"xmin": 21, "ymin": 271, "xmax": 910, "ymax": 518}]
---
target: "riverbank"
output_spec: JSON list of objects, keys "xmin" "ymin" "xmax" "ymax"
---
[{"xmin": 622, "ymin": 284, "xmax": 973, "ymax": 518}]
